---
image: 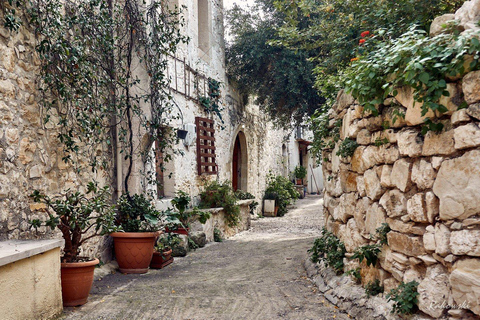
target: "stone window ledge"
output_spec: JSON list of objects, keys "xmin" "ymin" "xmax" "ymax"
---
[{"xmin": 0, "ymin": 239, "xmax": 64, "ymax": 267}]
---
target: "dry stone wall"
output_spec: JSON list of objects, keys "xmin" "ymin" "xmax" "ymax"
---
[{"xmin": 322, "ymin": 43, "xmax": 480, "ymax": 320}]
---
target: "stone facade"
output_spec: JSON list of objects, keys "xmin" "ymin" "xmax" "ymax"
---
[
  {"xmin": 322, "ymin": 4, "xmax": 480, "ymax": 318},
  {"xmin": 0, "ymin": 0, "xmax": 305, "ymax": 262}
]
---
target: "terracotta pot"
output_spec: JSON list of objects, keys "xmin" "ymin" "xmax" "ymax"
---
[
  {"xmin": 150, "ymin": 249, "xmax": 174, "ymax": 269},
  {"xmin": 296, "ymin": 178, "xmax": 303, "ymax": 185},
  {"xmin": 165, "ymin": 226, "xmax": 189, "ymax": 235},
  {"xmin": 274, "ymin": 206, "xmax": 279, "ymax": 216},
  {"xmin": 61, "ymin": 258, "xmax": 99, "ymax": 307},
  {"xmin": 111, "ymin": 232, "xmax": 157, "ymax": 274}
]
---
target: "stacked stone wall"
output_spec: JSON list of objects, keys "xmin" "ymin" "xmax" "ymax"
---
[{"xmin": 323, "ymin": 49, "xmax": 480, "ymax": 319}]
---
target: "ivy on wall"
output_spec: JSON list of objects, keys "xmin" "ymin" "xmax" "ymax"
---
[{"xmin": 3, "ymin": 0, "xmax": 188, "ymax": 195}]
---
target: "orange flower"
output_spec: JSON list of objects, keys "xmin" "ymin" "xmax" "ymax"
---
[
  {"xmin": 360, "ymin": 31, "xmax": 370, "ymax": 37},
  {"xmin": 350, "ymin": 57, "xmax": 359, "ymax": 61},
  {"xmin": 359, "ymin": 39, "xmax": 366, "ymax": 45}
]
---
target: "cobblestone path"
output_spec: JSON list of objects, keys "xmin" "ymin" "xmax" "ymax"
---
[{"xmin": 63, "ymin": 196, "xmax": 350, "ymax": 320}]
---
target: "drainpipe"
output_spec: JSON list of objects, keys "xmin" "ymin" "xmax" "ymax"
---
[{"xmin": 116, "ymin": 121, "xmax": 122, "ymax": 198}]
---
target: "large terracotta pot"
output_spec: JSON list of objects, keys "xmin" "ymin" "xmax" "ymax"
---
[
  {"xmin": 61, "ymin": 258, "xmax": 99, "ymax": 307},
  {"xmin": 150, "ymin": 249, "xmax": 173, "ymax": 269},
  {"xmin": 111, "ymin": 232, "xmax": 157, "ymax": 274}
]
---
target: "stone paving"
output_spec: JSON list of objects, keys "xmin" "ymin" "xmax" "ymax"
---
[{"xmin": 63, "ymin": 195, "xmax": 350, "ymax": 320}]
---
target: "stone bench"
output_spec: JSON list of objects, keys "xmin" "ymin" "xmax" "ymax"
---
[{"xmin": 0, "ymin": 239, "xmax": 64, "ymax": 320}]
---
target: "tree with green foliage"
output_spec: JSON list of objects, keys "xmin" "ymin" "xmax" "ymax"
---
[
  {"xmin": 226, "ymin": 0, "xmax": 324, "ymax": 126},
  {"xmin": 273, "ymin": 0, "xmax": 464, "ymax": 100}
]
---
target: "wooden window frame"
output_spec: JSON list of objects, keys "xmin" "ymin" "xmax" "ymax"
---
[{"xmin": 195, "ymin": 117, "xmax": 217, "ymax": 175}]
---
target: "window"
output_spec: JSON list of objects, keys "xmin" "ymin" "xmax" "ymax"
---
[
  {"xmin": 196, "ymin": 117, "xmax": 217, "ymax": 175},
  {"xmin": 198, "ymin": 0, "xmax": 210, "ymax": 55}
]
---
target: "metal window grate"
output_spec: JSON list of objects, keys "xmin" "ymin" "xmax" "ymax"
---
[{"xmin": 195, "ymin": 117, "xmax": 217, "ymax": 175}]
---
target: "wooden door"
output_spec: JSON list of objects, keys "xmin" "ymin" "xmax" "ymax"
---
[{"xmin": 232, "ymin": 136, "xmax": 240, "ymax": 191}]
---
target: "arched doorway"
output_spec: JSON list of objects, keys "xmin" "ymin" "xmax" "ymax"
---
[{"xmin": 232, "ymin": 131, "xmax": 248, "ymax": 191}]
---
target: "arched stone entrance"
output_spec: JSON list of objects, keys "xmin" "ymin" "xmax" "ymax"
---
[{"xmin": 232, "ymin": 131, "xmax": 248, "ymax": 191}]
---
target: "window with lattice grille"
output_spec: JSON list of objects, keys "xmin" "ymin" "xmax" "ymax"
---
[{"xmin": 196, "ymin": 117, "xmax": 217, "ymax": 175}]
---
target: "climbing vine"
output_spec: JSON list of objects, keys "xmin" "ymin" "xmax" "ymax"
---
[
  {"xmin": 199, "ymin": 77, "xmax": 223, "ymax": 123},
  {"xmin": 7, "ymin": 0, "xmax": 187, "ymax": 195}
]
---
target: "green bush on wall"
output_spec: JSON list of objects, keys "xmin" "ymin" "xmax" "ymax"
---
[{"xmin": 199, "ymin": 180, "xmax": 240, "ymax": 227}]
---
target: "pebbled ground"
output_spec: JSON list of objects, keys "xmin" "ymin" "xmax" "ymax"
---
[{"xmin": 62, "ymin": 195, "xmax": 350, "ymax": 320}]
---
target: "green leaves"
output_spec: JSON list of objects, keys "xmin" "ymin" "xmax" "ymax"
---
[
  {"xmin": 387, "ymin": 281, "xmax": 419, "ymax": 314},
  {"xmin": 345, "ymin": 26, "xmax": 478, "ymax": 133},
  {"xmin": 351, "ymin": 244, "xmax": 381, "ymax": 267},
  {"xmin": 336, "ymin": 138, "xmax": 358, "ymax": 158},
  {"xmin": 308, "ymin": 228, "xmax": 346, "ymax": 274},
  {"xmin": 29, "ymin": 182, "xmax": 116, "ymax": 262}
]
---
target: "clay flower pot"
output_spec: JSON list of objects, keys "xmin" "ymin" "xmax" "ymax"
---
[
  {"xmin": 111, "ymin": 232, "xmax": 157, "ymax": 274},
  {"xmin": 150, "ymin": 249, "xmax": 173, "ymax": 269},
  {"xmin": 165, "ymin": 226, "xmax": 189, "ymax": 235},
  {"xmin": 61, "ymin": 258, "xmax": 99, "ymax": 307}
]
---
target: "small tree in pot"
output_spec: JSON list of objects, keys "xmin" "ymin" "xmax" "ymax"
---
[
  {"xmin": 30, "ymin": 182, "xmax": 116, "ymax": 307},
  {"xmin": 294, "ymin": 165, "xmax": 307, "ymax": 185}
]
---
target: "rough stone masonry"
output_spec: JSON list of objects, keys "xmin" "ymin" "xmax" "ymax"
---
[{"xmin": 321, "ymin": 1, "xmax": 480, "ymax": 318}]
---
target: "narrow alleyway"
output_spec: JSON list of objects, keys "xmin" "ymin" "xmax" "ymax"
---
[{"xmin": 63, "ymin": 196, "xmax": 349, "ymax": 320}]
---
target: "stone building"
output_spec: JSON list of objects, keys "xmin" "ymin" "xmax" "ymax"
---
[{"xmin": 0, "ymin": 0, "xmax": 319, "ymax": 261}]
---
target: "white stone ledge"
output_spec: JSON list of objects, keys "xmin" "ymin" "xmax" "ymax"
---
[
  {"xmin": 200, "ymin": 199, "xmax": 255, "ymax": 214},
  {"xmin": 0, "ymin": 239, "xmax": 64, "ymax": 267}
]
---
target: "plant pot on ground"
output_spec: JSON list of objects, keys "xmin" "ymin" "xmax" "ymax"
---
[
  {"xmin": 166, "ymin": 191, "xmax": 210, "ymax": 235},
  {"xmin": 150, "ymin": 233, "xmax": 181, "ymax": 269},
  {"xmin": 263, "ymin": 191, "xmax": 278, "ymax": 217},
  {"xmin": 264, "ymin": 174, "xmax": 300, "ymax": 217},
  {"xmin": 30, "ymin": 182, "xmax": 116, "ymax": 307},
  {"xmin": 111, "ymin": 193, "xmax": 162, "ymax": 274},
  {"xmin": 294, "ymin": 165, "xmax": 307, "ymax": 185}
]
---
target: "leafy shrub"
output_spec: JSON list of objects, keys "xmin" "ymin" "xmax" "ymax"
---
[
  {"xmin": 387, "ymin": 281, "xmax": 419, "ymax": 315},
  {"xmin": 345, "ymin": 267, "xmax": 361, "ymax": 283},
  {"xmin": 264, "ymin": 174, "xmax": 299, "ymax": 216},
  {"xmin": 351, "ymin": 244, "xmax": 382, "ymax": 267},
  {"xmin": 155, "ymin": 233, "xmax": 181, "ymax": 252},
  {"xmin": 336, "ymin": 138, "xmax": 358, "ymax": 158},
  {"xmin": 376, "ymin": 223, "xmax": 391, "ymax": 245},
  {"xmin": 115, "ymin": 193, "xmax": 161, "ymax": 232},
  {"xmin": 308, "ymin": 228, "xmax": 346, "ymax": 273},
  {"xmin": 170, "ymin": 191, "xmax": 211, "ymax": 228},
  {"xmin": 213, "ymin": 228, "xmax": 223, "ymax": 242},
  {"xmin": 199, "ymin": 180, "xmax": 240, "ymax": 227},
  {"xmin": 365, "ymin": 279, "xmax": 384, "ymax": 297},
  {"xmin": 234, "ymin": 190, "xmax": 259, "ymax": 214}
]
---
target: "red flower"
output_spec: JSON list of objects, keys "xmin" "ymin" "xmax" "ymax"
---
[
  {"xmin": 360, "ymin": 31, "xmax": 370, "ymax": 38},
  {"xmin": 359, "ymin": 39, "xmax": 366, "ymax": 45},
  {"xmin": 350, "ymin": 57, "xmax": 359, "ymax": 61}
]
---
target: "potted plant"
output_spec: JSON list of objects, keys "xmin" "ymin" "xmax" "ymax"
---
[
  {"xmin": 30, "ymin": 182, "xmax": 116, "ymax": 307},
  {"xmin": 167, "ymin": 191, "xmax": 211, "ymax": 234},
  {"xmin": 263, "ymin": 191, "xmax": 279, "ymax": 217},
  {"xmin": 265, "ymin": 174, "xmax": 300, "ymax": 217},
  {"xmin": 294, "ymin": 165, "xmax": 307, "ymax": 185},
  {"xmin": 150, "ymin": 233, "xmax": 181, "ymax": 269},
  {"xmin": 110, "ymin": 193, "xmax": 161, "ymax": 274}
]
